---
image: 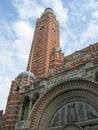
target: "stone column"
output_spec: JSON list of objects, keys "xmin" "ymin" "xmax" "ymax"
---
[
  {"xmin": 29, "ymin": 98, "xmax": 32, "ymax": 113},
  {"xmin": 18, "ymin": 103, "xmax": 23, "ymax": 120}
]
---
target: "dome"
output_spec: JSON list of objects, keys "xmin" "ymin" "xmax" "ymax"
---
[
  {"xmin": 45, "ymin": 8, "xmax": 54, "ymax": 13},
  {"xmin": 17, "ymin": 71, "xmax": 35, "ymax": 80}
]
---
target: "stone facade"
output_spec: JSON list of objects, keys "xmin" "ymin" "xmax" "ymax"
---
[{"xmin": 1, "ymin": 8, "xmax": 98, "ymax": 130}]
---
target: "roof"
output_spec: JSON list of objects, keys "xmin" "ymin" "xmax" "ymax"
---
[{"xmin": 17, "ymin": 71, "xmax": 35, "ymax": 80}]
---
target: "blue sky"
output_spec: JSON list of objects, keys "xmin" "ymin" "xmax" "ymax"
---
[{"xmin": 0, "ymin": 0, "xmax": 98, "ymax": 111}]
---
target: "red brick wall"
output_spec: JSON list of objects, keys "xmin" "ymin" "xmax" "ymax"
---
[{"xmin": 27, "ymin": 9, "xmax": 60, "ymax": 78}]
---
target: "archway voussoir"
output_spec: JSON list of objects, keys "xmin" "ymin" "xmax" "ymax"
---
[{"xmin": 29, "ymin": 78, "xmax": 98, "ymax": 129}]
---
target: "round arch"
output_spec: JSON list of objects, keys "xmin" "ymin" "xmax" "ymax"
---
[
  {"xmin": 20, "ymin": 95, "xmax": 30, "ymax": 120},
  {"xmin": 29, "ymin": 78, "xmax": 98, "ymax": 130}
]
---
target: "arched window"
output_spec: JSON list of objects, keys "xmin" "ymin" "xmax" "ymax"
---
[
  {"xmin": 16, "ymin": 86, "xmax": 19, "ymax": 92},
  {"xmin": 21, "ymin": 96, "xmax": 30, "ymax": 120},
  {"xmin": 32, "ymin": 92, "xmax": 40, "ymax": 107},
  {"xmin": 95, "ymin": 71, "xmax": 98, "ymax": 81}
]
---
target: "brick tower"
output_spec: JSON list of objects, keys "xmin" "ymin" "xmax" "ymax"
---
[
  {"xmin": 1, "ymin": 8, "xmax": 98, "ymax": 130},
  {"xmin": 4, "ymin": 8, "xmax": 61, "ymax": 130},
  {"xmin": 4, "ymin": 73, "xmax": 35, "ymax": 130},
  {"xmin": 27, "ymin": 8, "xmax": 60, "ymax": 78}
]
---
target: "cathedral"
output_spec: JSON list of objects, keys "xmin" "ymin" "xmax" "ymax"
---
[{"xmin": 0, "ymin": 8, "xmax": 98, "ymax": 130}]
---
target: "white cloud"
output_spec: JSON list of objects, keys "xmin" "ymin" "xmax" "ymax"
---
[
  {"xmin": 12, "ymin": 20, "xmax": 34, "ymax": 63},
  {"xmin": 92, "ymin": 11, "xmax": 98, "ymax": 18},
  {"xmin": 89, "ymin": 0, "xmax": 98, "ymax": 9},
  {"xmin": 13, "ymin": 21, "xmax": 34, "ymax": 39},
  {"xmin": 59, "ymin": 0, "xmax": 98, "ymax": 54},
  {"xmin": 51, "ymin": 0, "xmax": 68, "ymax": 26},
  {"xmin": 80, "ymin": 20, "xmax": 98, "ymax": 44},
  {"xmin": 0, "ymin": 49, "xmax": 13, "ymax": 70},
  {"xmin": 0, "ymin": 19, "xmax": 34, "ymax": 110},
  {"xmin": 0, "ymin": 20, "xmax": 34, "ymax": 72},
  {"xmin": 13, "ymin": 0, "xmax": 68, "ymax": 26},
  {"xmin": 0, "ymin": 25, "xmax": 14, "ymax": 72},
  {"xmin": 69, "ymin": 1, "xmax": 87, "ymax": 18},
  {"xmin": 0, "ymin": 76, "xmax": 11, "ymax": 111},
  {"xmin": 13, "ymin": 0, "xmax": 44, "ymax": 19},
  {"xmin": 42, "ymin": 0, "xmax": 68, "ymax": 26},
  {"xmin": 13, "ymin": 39, "xmax": 30, "ymax": 63},
  {"xmin": 1, "ymin": 0, "xmax": 98, "ymax": 111},
  {"xmin": 81, "ymin": 16, "xmax": 86, "ymax": 21}
]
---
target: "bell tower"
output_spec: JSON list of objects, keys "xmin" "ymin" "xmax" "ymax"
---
[{"xmin": 27, "ymin": 8, "xmax": 60, "ymax": 78}]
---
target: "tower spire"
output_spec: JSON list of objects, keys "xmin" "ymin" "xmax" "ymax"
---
[{"xmin": 27, "ymin": 8, "xmax": 60, "ymax": 78}]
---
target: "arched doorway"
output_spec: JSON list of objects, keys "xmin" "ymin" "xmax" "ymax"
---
[{"xmin": 29, "ymin": 78, "xmax": 98, "ymax": 130}]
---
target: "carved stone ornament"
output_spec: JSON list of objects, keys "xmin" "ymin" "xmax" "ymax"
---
[
  {"xmin": 49, "ymin": 101, "xmax": 98, "ymax": 127},
  {"xmin": 62, "ymin": 124, "xmax": 82, "ymax": 130}
]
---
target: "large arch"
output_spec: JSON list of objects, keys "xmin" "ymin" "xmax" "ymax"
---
[{"xmin": 29, "ymin": 78, "xmax": 98, "ymax": 130}]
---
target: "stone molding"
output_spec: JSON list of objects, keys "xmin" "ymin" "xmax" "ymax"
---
[{"xmin": 29, "ymin": 78, "xmax": 98, "ymax": 130}]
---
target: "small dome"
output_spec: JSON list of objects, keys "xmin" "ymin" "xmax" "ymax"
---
[
  {"xmin": 45, "ymin": 8, "xmax": 54, "ymax": 13},
  {"xmin": 17, "ymin": 71, "xmax": 35, "ymax": 80}
]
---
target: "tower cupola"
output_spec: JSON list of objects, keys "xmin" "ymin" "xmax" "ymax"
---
[{"xmin": 44, "ymin": 8, "xmax": 54, "ymax": 13}]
